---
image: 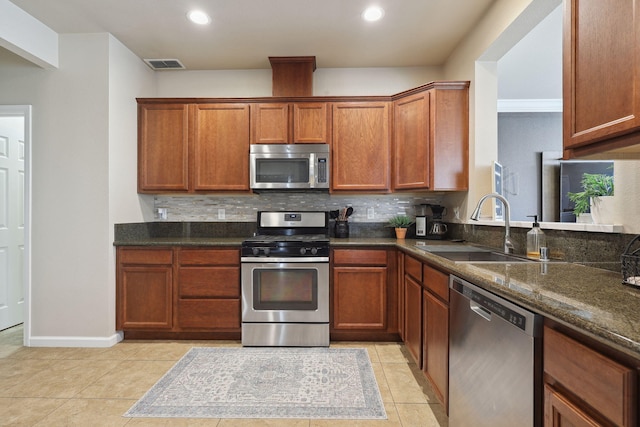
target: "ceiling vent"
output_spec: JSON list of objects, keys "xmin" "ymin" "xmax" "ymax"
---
[{"xmin": 143, "ymin": 59, "xmax": 186, "ymax": 70}]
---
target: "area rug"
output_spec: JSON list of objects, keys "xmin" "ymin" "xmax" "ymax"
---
[{"xmin": 124, "ymin": 347, "xmax": 386, "ymax": 420}]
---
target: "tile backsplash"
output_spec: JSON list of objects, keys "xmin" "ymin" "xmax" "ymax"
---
[{"xmin": 154, "ymin": 193, "xmax": 445, "ymax": 223}]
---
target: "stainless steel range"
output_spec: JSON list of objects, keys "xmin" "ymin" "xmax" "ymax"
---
[{"xmin": 241, "ymin": 211, "xmax": 330, "ymax": 347}]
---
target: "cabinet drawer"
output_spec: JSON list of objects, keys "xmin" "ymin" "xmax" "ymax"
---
[
  {"xmin": 423, "ymin": 264, "xmax": 449, "ymax": 302},
  {"xmin": 177, "ymin": 299, "xmax": 240, "ymax": 329},
  {"xmin": 544, "ymin": 327, "xmax": 637, "ymax": 427},
  {"xmin": 118, "ymin": 248, "xmax": 172, "ymax": 265},
  {"xmin": 333, "ymin": 249, "xmax": 387, "ymax": 265},
  {"xmin": 178, "ymin": 248, "xmax": 239, "ymax": 266},
  {"xmin": 178, "ymin": 267, "xmax": 239, "ymax": 297},
  {"xmin": 404, "ymin": 255, "xmax": 422, "ymax": 282}
]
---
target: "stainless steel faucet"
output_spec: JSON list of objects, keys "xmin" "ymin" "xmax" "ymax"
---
[{"xmin": 470, "ymin": 193, "xmax": 514, "ymax": 254}]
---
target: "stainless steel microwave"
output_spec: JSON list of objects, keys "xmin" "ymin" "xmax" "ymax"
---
[{"xmin": 250, "ymin": 144, "xmax": 330, "ymax": 191}]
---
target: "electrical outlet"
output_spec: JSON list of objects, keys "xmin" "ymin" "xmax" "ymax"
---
[
  {"xmin": 156, "ymin": 208, "xmax": 167, "ymax": 220},
  {"xmin": 218, "ymin": 208, "xmax": 225, "ymax": 220},
  {"xmin": 367, "ymin": 207, "xmax": 375, "ymax": 219}
]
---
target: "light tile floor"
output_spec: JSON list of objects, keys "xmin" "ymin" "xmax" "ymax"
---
[{"xmin": 0, "ymin": 325, "xmax": 448, "ymax": 426}]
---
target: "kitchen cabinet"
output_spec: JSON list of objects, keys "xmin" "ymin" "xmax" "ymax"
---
[
  {"xmin": 403, "ymin": 255, "xmax": 423, "ymax": 366},
  {"xmin": 137, "ymin": 101, "xmax": 250, "ymax": 193},
  {"xmin": 331, "ymin": 248, "xmax": 399, "ymax": 341},
  {"xmin": 116, "ymin": 246, "xmax": 241, "ymax": 338},
  {"xmin": 421, "ymin": 263, "xmax": 449, "ymax": 411},
  {"xmin": 176, "ymin": 248, "xmax": 240, "ymax": 330},
  {"xmin": 138, "ymin": 103, "xmax": 189, "ymax": 192},
  {"xmin": 116, "ymin": 247, "xmax": 173, "ymax": 330},
  {"xmin": 192, "ymin": 104, "xmax": 250, "ymax": 191},
  {"xmin": 251, "ymin": 102, "xmax": 329, "ymax": 144},
  {"xmin": 543, "ymin": 326, "xmax": 637, "ymax": 427},
  {"xmin": 331, "ymin": 102, "xmax": 391, "ymax": 192},
  {"xmin": 563, "ymin": 0, "xmax": 640, "ymax": 159},
  {"xmin": 392, "ymin": 82, "xmax": 469, "ymax": 190}
]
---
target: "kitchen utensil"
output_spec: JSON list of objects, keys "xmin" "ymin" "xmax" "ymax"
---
[
  {"xmin": 346, "ymin": 207, "xmax": 354, "ymax": 217},
  {"xmin": 329, "ymin": 210, "xmax": 340, "ymax": 220},
  {"xmin": 621, "ymin": 234, "xmax": 640, "ymax": 287}
]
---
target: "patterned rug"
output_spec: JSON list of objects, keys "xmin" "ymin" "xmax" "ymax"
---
[{"xmin": 124, "ymin": 347, "xmax": 386, "ymax": 420}]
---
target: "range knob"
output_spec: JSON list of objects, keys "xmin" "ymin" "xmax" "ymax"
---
[
  {"xmin": 310, "ymin": 247, "xmax": 318, "ymax": 255},
  {"xmin": 252, "ymin": 247, "xmax": 260, "ymax": 256},
  {"xmin": 300, "ymin": 247, "xmax": 307, "ymax": 255},
  {"xmin": 263, "ymin": 247, "xmax": 271, "ymax": 256}
]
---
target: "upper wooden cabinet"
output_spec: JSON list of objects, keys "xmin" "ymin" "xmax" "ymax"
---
[
  {"xmin": 331, "ymin": 102, "xmax": 391, "ymax": 192},
  {"xmin": 393, "ymin": 82, "xmax": 469, "ymax": 191},
  {"xmin": 251, "ymin": 102, "xmax": 329, "ymax": 144},
  {"xmin": 138, "ymin": 101, "xmax": 250, "ymax": 193},
  {"xmin": 138, "ymin": 103, "xmax": 190, "ymax": 192},
  {"xmin": 563, "ymin": 0, "xmax": 640, "ymax": 159},
  {"xmin": 192, "ymin": 104, "xmax": 250, "ymax": 191}
]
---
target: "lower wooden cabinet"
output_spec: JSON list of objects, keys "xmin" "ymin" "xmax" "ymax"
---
[
  {"xmin": 422, "ymin": 263, "xmax": 450, "ymax": 412},
  {"xmin": 116, "ymin": 246, "xmax": 241, "ymax": 336},
  {"xmin": 176, "ymin": 248, "xmax": 240, "ymax": 331},
  {"xmin": 403, "ymin": 255, "xmax": 423, "ymax": 365},
  {"xmin": 116, "ymin": 247, "xmax": 173, "ymax": 330},
  {"xmin": 331, "ymin": 248, "xmax": 398, "ymax": 340},
  {"xmin": 543, "ymin": 326, "xmax": 637, "ymax": 427}
]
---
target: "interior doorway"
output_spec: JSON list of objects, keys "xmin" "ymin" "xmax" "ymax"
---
[{"xmin": 0, "ymin": 105, "xmax": 31, "ymax": 346}]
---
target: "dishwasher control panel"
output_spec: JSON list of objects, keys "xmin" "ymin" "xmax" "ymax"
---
[
  {"xmin": 450, "ymin": 275, "xmax": 542, "ymax": 337},
  {"xmin": 462, "ymin": 286, "xmax": 527, "ymax": 330}
]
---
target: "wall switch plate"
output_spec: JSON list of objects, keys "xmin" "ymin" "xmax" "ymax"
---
[
  {"xmin": 218, "ymin": 208, "xmax": 225, "ymax": 220},
  {"xmin": 367, "ymin": 207, "xmax": 375, "ymax": 219}
]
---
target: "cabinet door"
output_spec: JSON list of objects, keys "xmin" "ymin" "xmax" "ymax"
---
[
  {"xmin": 192, "ymin": 104, "xmax": 250, "ymax": 191},
  {"xmin": 332, "ymin": 266, "xmax": 387, "ymax": 330},
  {"xmin": 252, "ymin": 103, "xmax": 289, "ymax": 144},
  {"xmin": 423, "ymin": 289, "xmax": 448, "ymax": 410},
  {"xmin": 404, "ymin": 274, "xmax": 422, "ymax": 366},
  {"xmin": 293, "ymin": 103, "xmax": 329, "ymax": 143},
  {"xmin": 138, "ymin": 103, "xmax": 189, "ymax": 192},
  {"xmin": 393, "ymin": 92, "xmax": 430, "ymax": 190},
  {"xmin": 116, "ymin": 248, "xmax": 173, "ymax": 330},
  {"xmin": 430, "ymin": 87, "xmax": 469, "ymax": 190},
  {"xmin": 332, "ymin": 102, "xmax": 391, "ymax": 191},
  {"xmin": 544, "ymin": 385, "xmax": 601, "ymax": 427},
  {"xmin": 564, "ymin": 0, "xmax": 640, "ymax": 152}
]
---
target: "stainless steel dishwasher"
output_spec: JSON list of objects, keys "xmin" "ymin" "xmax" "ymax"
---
[{"xmin": 449, "ymin": 275, "xmax": 542, "ymax": 427}]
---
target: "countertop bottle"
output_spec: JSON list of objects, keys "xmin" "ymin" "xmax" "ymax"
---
[{"xmin": 526, "ymin": 215, "xmax": 546, "ymax": 259}]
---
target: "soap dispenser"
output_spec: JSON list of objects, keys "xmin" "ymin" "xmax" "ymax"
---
[{"xmin": 526, "ymin": 215, "xmax": 546, "ymax": 259}]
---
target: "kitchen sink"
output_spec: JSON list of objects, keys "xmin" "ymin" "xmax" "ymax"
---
[
  {"xmin": 414, "ymin": 245, "xmax": 536, "ymax": 263},
  {"xmin": 428, "ymin": 251, "xmax": 534, "ymax": 263}
]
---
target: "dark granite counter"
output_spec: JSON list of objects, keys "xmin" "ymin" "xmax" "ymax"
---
[{"xmin": 114, "ymin": 230, "xmax": 640, "ymax": 359}]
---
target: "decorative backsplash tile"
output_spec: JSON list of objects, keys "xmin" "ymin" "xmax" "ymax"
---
[{"xmin": 154, "ymin": 193, "xmax": 445, "ymax": 223}]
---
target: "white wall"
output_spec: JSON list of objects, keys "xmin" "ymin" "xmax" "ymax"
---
[
  {"xmin": 156, "ymin": 66, "xmax": 443, "ymax": 98},
  {"xmin": 107, "ymin": 35, "xmax": 156, "ymax": 339},
  {"xmin": 31, "ymin": 34, "xmax": 110, "ymax": 343}
]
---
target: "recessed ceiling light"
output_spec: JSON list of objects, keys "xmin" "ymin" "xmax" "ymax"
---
[
  {"xmin": 187, "ymin": 10, "xmax": 211, "ymax": 25},
  {"xmin": 362, "ymin": 6, "xmax": 385, "ymax": 22}
]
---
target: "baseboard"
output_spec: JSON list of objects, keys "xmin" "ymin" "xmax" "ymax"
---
[{"xmin": 27, "ymin": 331, "xmax": 124, "ymax": 348}]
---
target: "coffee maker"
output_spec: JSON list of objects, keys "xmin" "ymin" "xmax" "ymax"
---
[
  {"xmin": 426, "ymin": 204, "xmax": 448, "ymax": 240},
  {"xmin": 415, "ymin": 204, "xmax": 429, "ymax": 237}
]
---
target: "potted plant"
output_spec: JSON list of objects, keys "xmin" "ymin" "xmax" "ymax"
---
[
  {"xmin": 567, "ymin": 173, "xmax": 614, "ymax": 222},
  {"xmin": 388, "ymin": 215, "xmax": 413, "ymax": 239}
]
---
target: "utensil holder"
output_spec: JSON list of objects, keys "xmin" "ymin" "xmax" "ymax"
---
[{"xmin": 335, "ymin": 221, "xmax": 349, "ymax": 238}]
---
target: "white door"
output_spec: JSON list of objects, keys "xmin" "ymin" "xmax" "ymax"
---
[{"xmin": 0, "ymin": 116, "xmax": 25, "ymax": 330}]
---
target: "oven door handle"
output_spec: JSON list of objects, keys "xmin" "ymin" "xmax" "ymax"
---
[{"xmin": 241, "ymin": 256, "xmax": 329, "ymax": 263}]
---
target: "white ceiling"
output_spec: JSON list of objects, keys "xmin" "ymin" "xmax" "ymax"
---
[{"xmin": 9, "ymin": 0, "xmax": 497, "ymax": 70}]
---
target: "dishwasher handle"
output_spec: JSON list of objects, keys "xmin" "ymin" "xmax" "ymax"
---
[{"xmin": 470, "ymin": 301, "xmax": 492, "ymax": 321}]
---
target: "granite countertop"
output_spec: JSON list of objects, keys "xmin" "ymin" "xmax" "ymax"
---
[{"xmin": 114, "ymin": 235, "xmax": 640, "ymax": 359}]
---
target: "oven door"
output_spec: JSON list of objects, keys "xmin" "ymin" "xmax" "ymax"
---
[{"xmin": 241, "ymin": 259, "xmax": 329, "ymax": 323}]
